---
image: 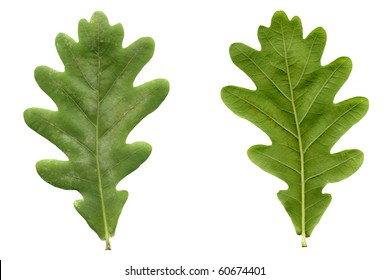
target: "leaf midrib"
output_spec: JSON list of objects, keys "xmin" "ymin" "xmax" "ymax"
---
[
  {"xmin": 279, "ymin": 21, "xmax": 307, "ymax": 246},
  {"xmin": 95, "ymin": 27, "xmax": 110, "ymax": 250}
]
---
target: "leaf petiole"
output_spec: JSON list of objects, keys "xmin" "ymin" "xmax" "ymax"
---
[
  {"xmin": 301, "ymin": 234, "xmax": 307, "ymax": 247},
  {"xmin": 106, "ymin": 239, "xmax": 111, "ymax": 250}
]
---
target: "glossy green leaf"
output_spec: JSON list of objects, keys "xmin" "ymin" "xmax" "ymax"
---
[
  {"xmin": 24, "ymin": 11, "xmax": 169, "ymax": 250},
  {"xmin": 221, "ymin": 11, "xmax": 368, "ymax": 246}
]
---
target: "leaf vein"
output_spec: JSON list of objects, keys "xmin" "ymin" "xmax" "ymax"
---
[
  {"xmin": 251, "ymin": 149, "xmax": 301, "ymax": 174},
  {"xmin": 305, "ymin": 153, "xmax": 361, "ymax": 183},
  {"xmin": 99, "ymin": 45, "xmax": 146, "ymax": 103},
  {"xmin": 305, "ymin": 197, "xmax": 328, "ymax": 211},
  {"xmin": 298, "ymin": 60, "xmax": 346, "ymax": 124},
  {"xmin": 100, "ymin": 92, "xmax": 153, "ymax": 138},
  {"xmin": 227, "ymin": 90, "xmax": 298, "ymax": 138},
  {"xmin": 34, "ymin": 115, "xmax": 95, "ymax": 157},
  {"xmin": 303, "ymin": 101, "xmax": 364, "ymax": 153},
  {"xmin": 234, "ymin": 45, "xmax": 291, "ymax": 101},
  {"xmin": 293, "ymin": 33, "xmax": 318, "ymax": 89}
]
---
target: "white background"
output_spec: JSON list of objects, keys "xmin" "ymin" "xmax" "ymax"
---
[{"xmin": 0, "ymin": 0, "xmax": 388, "ymax": 279}]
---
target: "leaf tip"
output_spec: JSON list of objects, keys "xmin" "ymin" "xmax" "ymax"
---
[
  {"xmin": 361, "ymin": 96, "xmax": 369, "ymax": 110},
  {"xmin": 273, "ymin": 10, "xmax": 289, "ymax": 21},
  {"xmin": 141, "ymin": 36, "xmax": 156, "ymax": 50},
  {"xmin": 220, "ymin": 86, "xmax": 238, "ymax": 108},
  {"xmin": 33, "ymin": 65, "xmax": 44, "ymax": 78},
  {"xmin": 270, "ymin": 10, "xmax": 292, "ymax": 28},
  {"xmin": 228, "ymin": 42, "xmax": 240, "ymax": 53},
  {"xmin": 55, "ymin": 32, "xmax": 76, "ymax": 56},
  {"xmin": 311, "ymin": 26, "xmax": 327, "ymax": 37},
  {"xmin": 158, "ymin": 78, "xmax": 170, "ymax": 98},
  {"xmin": 23, "ymin": 108, "xmax": 33, "ymax": 124},
  {"xmin": 90, "ymin": 11, "xmax": 110, "ymax": 25}
]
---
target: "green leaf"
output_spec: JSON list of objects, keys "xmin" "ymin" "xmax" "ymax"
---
[
  {"xmin": 24, "ymin": 11, "xmax": 169, "ymax": 250},
  {"xmin": 221, "ymin": 11, "xmax": 368, "ymax": 246}
]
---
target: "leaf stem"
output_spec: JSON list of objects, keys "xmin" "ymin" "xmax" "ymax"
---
[
  {"xmin": 106, "ymin": 239, "xmax": 111, "ymax": 250},
  {"xmin": 301, "ymin": 234, "xmax": 307, "ymax": 247}
]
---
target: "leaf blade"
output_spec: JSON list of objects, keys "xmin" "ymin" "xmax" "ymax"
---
[
  {"xmin": 24, "ymin": 11, "xmax": 169, "ymax": 249},
  {"xmin": 222, "ymin": 11, "xmax": 368, "ymax": 246}
]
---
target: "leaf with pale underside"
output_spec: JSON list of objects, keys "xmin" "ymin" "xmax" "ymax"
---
[
  {"xmin": 24, "ymin": 11, "xmax": 169, "ymax": 250},
  {"xmin": 221, "ymin": 11, "xmax": 368, "ymax": 246}
]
